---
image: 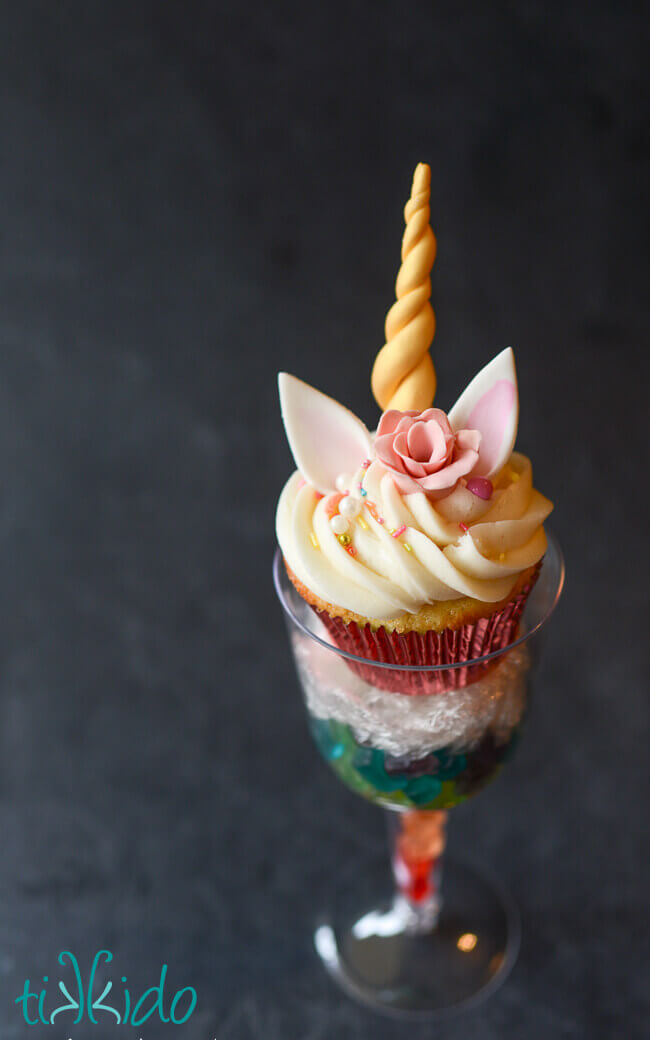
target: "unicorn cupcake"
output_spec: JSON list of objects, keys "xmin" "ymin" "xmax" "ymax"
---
[{"xmin": 276, "ymin": 164, "xmax": 553, "ymax": 694}]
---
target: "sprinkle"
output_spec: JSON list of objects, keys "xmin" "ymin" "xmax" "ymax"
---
[
  {"xmin": 357, "ymin": 483, "xmax": 363, "ymax": 490},
  {"xmin": 403, "ymin": 543, "xmax": 413, "ymax": 553},
  {"xmin": 499, "ymin": 552, "xmax": 506, "ymax": 561},
  {"xmin": 466, "ymin": 477, "xmax": 493, "ymax": 501},
  {"xmin": 330, "ymin": 514, "xmax": 349, "ymax": 535},
  {"xmin": 346, "ymin": 545, "xmax": 356, "ymax": 556},
  {"xmin": 325, "ymin": 492, "xmax": 345, "ymax": 518},
  {"xmin": 310, "ymin": 532, "xmax": 319, "ymax": 549},
  {"xmin": 459, "ymin": 522, "xmax": 469, "ymax": 534},
  {"xmin": 357, "ymin": 516, "xmax": 368, "ymax": 530},
  {"xmin": 362, "ymin": 459, "xmax": 371, "ymax": 469},
  {"xmin": 340, "ymin": 495, "xmax": 361, "ymax": 518},
  {"xmin": 360, "ymin": 488, "xmax": 367, "ymax": 497},
  {"xmin": 364, "ymin": 500, "xmax": 384, "ymax": 524},
  {"xmin": 338, "ymin": 532, "xmax": 351, "ymax": 547},
  {"xmin": 392, "ymin": 525, "xmax": 407, "ymax": 539}
]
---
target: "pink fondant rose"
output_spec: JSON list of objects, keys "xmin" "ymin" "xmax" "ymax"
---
[{"xmin": 375, "ymin": 408, "xmax": 481, "ymax": 498}]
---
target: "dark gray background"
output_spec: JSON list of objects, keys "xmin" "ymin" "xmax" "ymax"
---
[{"xmin": 0, "ymin": 2, "xmax": 647, "ymax": 1038}]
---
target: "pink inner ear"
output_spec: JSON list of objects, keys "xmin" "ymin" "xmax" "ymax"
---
[{"xmin": 467, "ymin": 379, "xmax": 515, "ymax": 476}]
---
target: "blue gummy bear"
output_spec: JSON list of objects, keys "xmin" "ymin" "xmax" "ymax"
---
[
  {"xmin": 356, "ymin": 749, "xmax": 405, "ymax": 792},
  {"xmin": 310, "ymin": 718, "xmax": 346, "ymax": 762},
  {"xmin": 404, "ymin": 775, "xmax": 443, "ymax": 805},
  {"xmin": 434, "ymin": 747, "xmax": 467, "ymax": 780}
]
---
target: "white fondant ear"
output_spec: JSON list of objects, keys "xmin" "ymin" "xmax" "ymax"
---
[
  {"xmin": 278, "ymin": 373, "xmax": 374, "ymax": 494},
  {"xmin": 448, "ymin": 347, "xmax": 519, "ymax": 477}
]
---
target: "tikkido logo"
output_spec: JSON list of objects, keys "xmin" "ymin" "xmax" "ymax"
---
[{"xmin": 15, "ymin": 950, "xmax": 197, "ymax": 1028}]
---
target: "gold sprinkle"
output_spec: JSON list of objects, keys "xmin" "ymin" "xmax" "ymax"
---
[
  {"xmin": 389, "ymin": 528, "xmax": 396, "ymax": 536},
  {"xmin": 404, "ymin": 543, "xmax": 413, "ymax": 553},
  {"xmin": 338, "ymin": 532, "xmax": 351, "ymax": 547},
  {"xmin": 310, "ymin": 532, "xmax": 319, "ymax": 549},
  {"xmin": 357, "ymin": 516, "xmax": 369, "ymax": 530}
]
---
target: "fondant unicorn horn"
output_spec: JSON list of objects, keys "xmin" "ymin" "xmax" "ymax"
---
[{"xmin": 371, "ymin": 162, "xmax": 437, "ymax": 413}]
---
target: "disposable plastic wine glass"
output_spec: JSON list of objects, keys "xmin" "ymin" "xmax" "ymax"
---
[{"xmin": 273, "ymin": 535, "xmax": 564, "ymax": 1017}]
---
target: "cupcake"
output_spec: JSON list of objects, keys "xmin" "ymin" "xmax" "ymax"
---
[{"xmin": 276, "ymin": 164, "xmax": 553, "ymax": 694}]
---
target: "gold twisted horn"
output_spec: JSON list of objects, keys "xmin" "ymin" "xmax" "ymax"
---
[{"xmin": 371, "ymin": 163, "xmax": 437, "ymax": 412}]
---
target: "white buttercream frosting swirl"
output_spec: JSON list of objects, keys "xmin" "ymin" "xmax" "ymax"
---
[{"xmin": 276, "ymin": 451, "xmax": 552, "ymax": 621}]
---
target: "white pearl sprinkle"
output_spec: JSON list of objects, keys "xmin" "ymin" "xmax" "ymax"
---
[
  {"xmin": 339, "ymin": 495, "xmax": 361, "ymax": 518},
  {"xmin": 335, "ymin": 474, "xmax": 349, "ymax": 492},
  {"xmin": 330, "ymin": 514, "xmax": 349, "ymax": 535}
]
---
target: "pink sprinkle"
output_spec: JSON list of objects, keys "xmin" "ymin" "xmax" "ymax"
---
[
  {"xmin": 362, "ymin": 459, "xmax": 371, "ymax": 469},
  {"xmin": 392, "ymin": 525, "xmax": 407, "ymax": 538},
  {"xmin": 377, "ymin": 517, "xmax": 385, "ymax": 525},
  {"xmin": 466, "ymin": 477, "xmax": 493, "ymax": 501},
  {"xmin": 325, "ymin": 492, "xmax": 344, "ymax": 518},
  {"xmin": 459, "ymin": 522, "xmax": 469, "ymax": 534},
  {"xmin": 346, "ymin": 545, "xmax": 356, "ymax": 556},
  {"xmin": 342, "ymin": 490, "xmax": 350, "ymax": 496}
]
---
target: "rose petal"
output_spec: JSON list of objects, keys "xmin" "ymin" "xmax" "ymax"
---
[
  {"xmin": 392, "ymin": 431, "xmax": 413, "ymax": 465},
  {"xmin": 456, "ymin": 428, "xmax": 481, "ymax": 453},
  {"xmin": 402, "ymin": 456, "xmax": 430, "ymax": 478},
  {"xmin": 393, "ymin": 431, "xmax": 439, "ymax": 478},
  {"xmin": 419, "ymin": 408, "xmax": 454, "ymax": 438},
  {"xmin": 395, "ymin": 414, "xmax": 418, "ymax": 436},
  {"xmin": 377, "ymin": 409, "xmax": 418, "ymax": 438},
  {"xmin": 417, "ymin": 446, "xmax": 479, "ymax": 493},
  {"xmin": 407, "ymin": 419, "xmax": 447, "ymax": 464},
  {"xmin": 375, "ymin": 433, "xmax": 410, "ymax": 475}
]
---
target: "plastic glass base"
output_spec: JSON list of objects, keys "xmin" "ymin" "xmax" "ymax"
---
[{"xmin": 314, "ymin": 858, "xmax": 520, "ymax": 1018}]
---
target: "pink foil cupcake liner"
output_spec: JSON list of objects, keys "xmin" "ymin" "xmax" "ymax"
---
[{"xmin": 316, "ymin": 562, "xmax": 542, "ymax": 695}]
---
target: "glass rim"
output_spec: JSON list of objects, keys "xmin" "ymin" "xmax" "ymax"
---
[{"xmin": 273, "ymin": 530, "xmax": 565, "ymax": 672}]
